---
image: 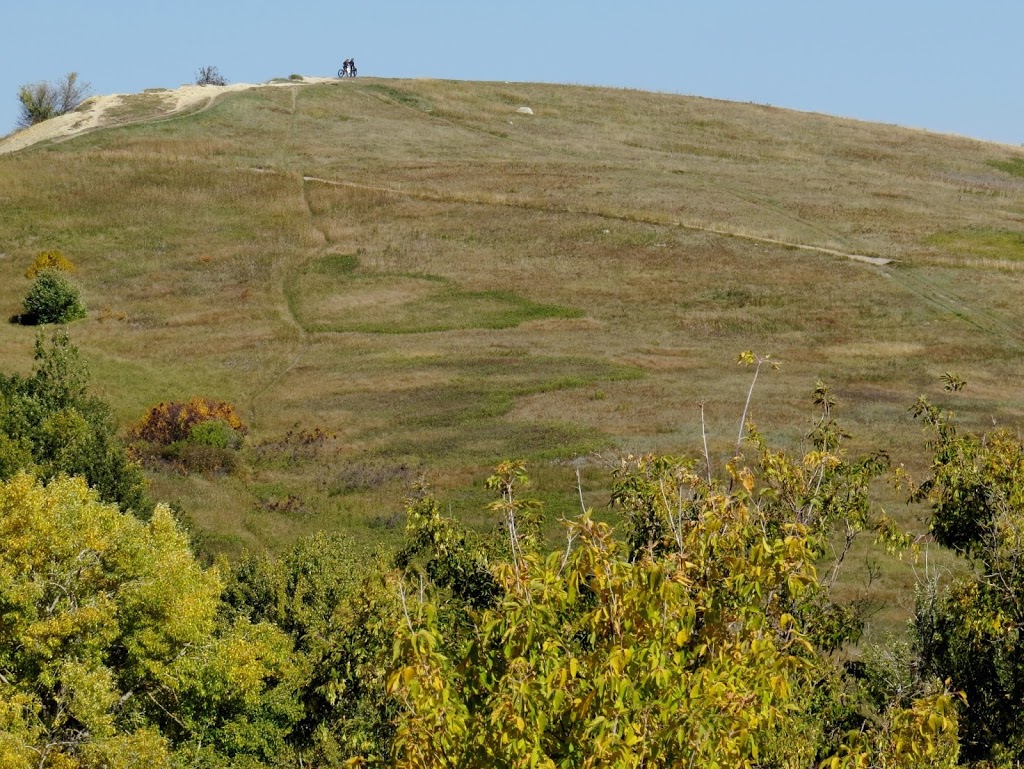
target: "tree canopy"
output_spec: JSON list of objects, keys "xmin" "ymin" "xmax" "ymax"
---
[{"xmin": 0, "ymin": 331, "xmax": 149, "ymax": 516}]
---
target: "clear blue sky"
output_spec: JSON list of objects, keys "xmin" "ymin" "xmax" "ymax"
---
[{"xmin": 1, "ymin": 0, "xmax": 1021, "ymax": 146}]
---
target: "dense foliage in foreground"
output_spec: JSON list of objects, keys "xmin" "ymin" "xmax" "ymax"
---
[
  {"xmin": 1, "ymin": 338, "xmax": 1023, "ymax": 767},
  {"xmin": 0, "ymin": 460, "xmax": 957, "ymax": 769}
]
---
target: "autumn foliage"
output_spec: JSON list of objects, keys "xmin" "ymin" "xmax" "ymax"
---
[
  {"xmin": 25, "ymin": 249, "xmax": 76, "ymax": 278},
  {"xmin": 0, "ymin": 473, "xmax": 297, "ymax": 766},
  {"xmin": 131, "ymin": 396, "xmax": 246, "ymax": 445},
  {"xmin": 383, "ymin": 456, "xmax": 961, "ymax": 769}
]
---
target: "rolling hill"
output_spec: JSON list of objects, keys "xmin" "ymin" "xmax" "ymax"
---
[{"xmin": 2, "ymin": 77, "xmax": 1024, "ymax": 631}]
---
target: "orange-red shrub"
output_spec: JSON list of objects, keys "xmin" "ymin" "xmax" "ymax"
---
[{"xmin": 131, "ymin": 397, "xmax": 246, "ymax": 446}]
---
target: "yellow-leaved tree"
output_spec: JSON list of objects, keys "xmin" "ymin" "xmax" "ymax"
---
[
  {"xmin": 0, "ymin": 473, "xmax": 301, "ymax": 768},
  {"xmin": 383, "ymin": 437, "xmax": 961, "ymax": 767}
]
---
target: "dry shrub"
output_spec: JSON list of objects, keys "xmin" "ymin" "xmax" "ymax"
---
[
  {"xmin": 131, "ymin": 397, "xmax": 246, "ymax": 446},
  {"xmin": 195, "ymin": 65, "xmax": 227, "ymax": 87},
  {"xmin": 97, "ymin": 306, "xmax": 128, "ymax": 322},
  {"xmin": 253, "ymin": 426, "xmax": 336, "ymax": 463},
  {"xmin": 330, "ymin": 462, "xmax": 420, "ymax": 494},
  {"xmin": 258, "ymin": 494, "xmax": 307, "ymax": 515}
]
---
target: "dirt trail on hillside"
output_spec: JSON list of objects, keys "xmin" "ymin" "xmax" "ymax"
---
[
  {"xmin": 301, "ymin": 175, "xmax": 894, "ymax": 267},
  {"xmin": 0, "ymin": 78, "xmax": 335, "ymax": 155},
  {"xmin": 303, "ymin": 173, "xmax": 1024, "ymax": 348}
]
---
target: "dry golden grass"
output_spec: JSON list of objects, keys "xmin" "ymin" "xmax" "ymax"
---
[{"xmin": 3, "ymin": 77, "xmax": 1024, "ymax": 634}]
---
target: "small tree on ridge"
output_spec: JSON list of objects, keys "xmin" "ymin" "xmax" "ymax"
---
[
  {"xmin": 16, "ymin": 72, "xmax": 91, "ymax": 128},
  {"xmin": 195, "ymin": 65, "xmax": 227, "ymax": 86}
]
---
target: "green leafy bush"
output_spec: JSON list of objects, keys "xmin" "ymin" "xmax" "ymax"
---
[
  {"xmin": 0, "ymin": 473, "xmax": 300, "ymax": 765},
  {"xmin": 131, "ymin": 397, "xmax": 246, "ymax": 446},
  {"xmin": 380, "ymin": 457, "xmax": 961, "ymax": 768},
  {"xmin": 910, "ymin": 389, "xmax": 1024, "ymax": 764},
  {"xmin": 226, "ymin": 533, "xmax": 400, "ymax": 763},
  {"xmin": 188, "ymin": 418, "xmax": 242, "ymax": 449},
  {"xmin": 21, "ymin": 269, "xmax": 86, "ymax": 324}
]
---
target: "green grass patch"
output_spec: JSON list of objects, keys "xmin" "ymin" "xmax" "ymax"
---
[
  {"xmin": 363, "ymin": 84, "xmax": 434, "ymax": 112},
  {"xmin": 925, "ymin": 228, "xmax": 1024, "ymax": 261},
  {"xmin": 339, "ymin": 355, "xmax": 640, "ymax": 423},
  {"xmin": 250, "ymin": 481, "xmax": 293, "ymax": 500},
  {"xmin": 323, "ymin": 353, "xmax": 639, "ymax": 466},
  {"xmin": 314, "ymin": 253, "xmax": 360, "ymax": 274},
  {"xmin": 288, "ymin": 254, "xmax": 582, "ymax": 333},
  {"xmin": 104, "ymin": 92, "xmax": 175, "ymax": 122},
  {"xmin": 988, "ymin": 158, "xmax": 1024, "ymax": 178}
]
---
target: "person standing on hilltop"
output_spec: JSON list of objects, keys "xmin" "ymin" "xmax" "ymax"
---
[{"xmin": 349, "ymin": 58, "xmax": 357, "ymax": 77}]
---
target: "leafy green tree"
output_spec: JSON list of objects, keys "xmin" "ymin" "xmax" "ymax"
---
[
  {"xmin": 395, "ymin": 492, "xmax": 502, "ymax": 613},
  {"xmin": 0, "ymin": 331, "xmax": 149, "ymax": 515},
  {"xmin": 612, "ymin": 383, "xmax": 896, "ymax": 653},
  {"xmin": 908, "ymin": 386, "xmax": 1024, "ymax": 764},
  {"xmin": 227, "ymin": 532, "xmax": 404, "ymax": 764},
  {"xmin": 21, "ymin": 269, "xmax": 86, "ymax": 325},
  {"xmin": 224, "ymin": 482, "xmax": 514, "ymax": 766}
]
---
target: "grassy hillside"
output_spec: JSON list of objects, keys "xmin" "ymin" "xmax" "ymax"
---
[{"xmin": 2, "ymin": 77, "xmax": 1024, "ymax": 632}]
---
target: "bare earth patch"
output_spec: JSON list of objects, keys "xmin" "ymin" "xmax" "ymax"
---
[
  {"xmin": 318, "ymin": 278, "xmax": 439, "ymax": 314},
  {"xmin": 0, "ymin": 77, "xmax": 335, "ymax": 155}
]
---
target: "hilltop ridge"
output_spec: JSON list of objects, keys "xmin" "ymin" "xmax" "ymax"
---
[
  {"xmin": 5, "ymin": 75, "xmax": 1022, "ymax": 157},
  {"xmin": 0, "ymin": 76, "xmax": 337, "ymax": 154}
]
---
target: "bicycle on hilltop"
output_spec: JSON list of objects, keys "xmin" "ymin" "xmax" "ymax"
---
[{"xmin": 338, "ymin": 58, "xmax": 358, "ymax": 78}]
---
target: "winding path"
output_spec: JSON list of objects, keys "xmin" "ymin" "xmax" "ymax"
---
[{"xmin": 301, "ymin": 175, "xmax": 893, "ymax": 267}]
